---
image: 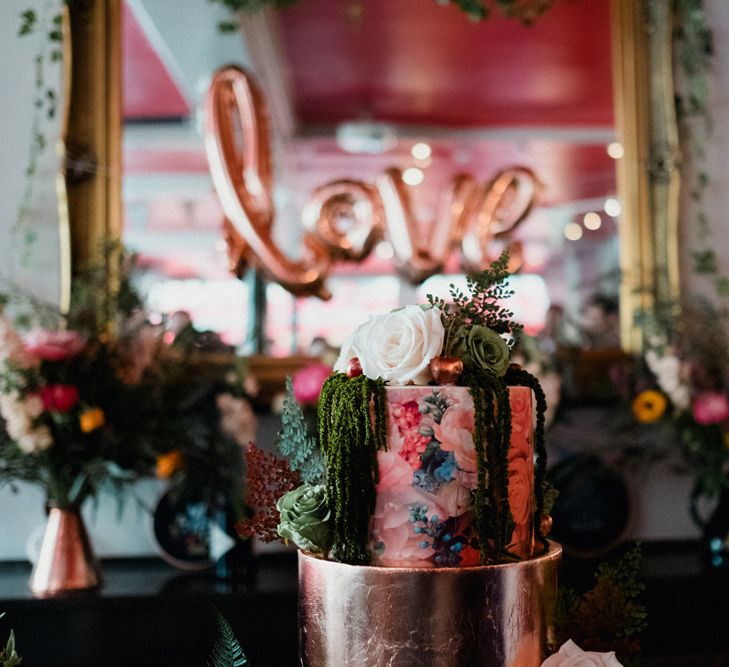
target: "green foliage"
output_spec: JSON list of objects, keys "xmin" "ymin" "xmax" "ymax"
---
[
  {"xmin": 209, "ymin": 612, "xmax": 248, "ymax": 667},
  {"xmin": 276, "ymin": 378, "xmax": 325, "ymax": 484},
  {"xmin": 541, "ymin": 479, "xmax": 559, "ymax": 516},
  {"xmin": 1, "ymin": 614, "xmax": 22, "ymax": 667},
  {"xmin": 208, "ymin": 0, "xmax": 554, "ymax": 31},
  {"xmin": 207, "ymin": 0, "xmax": 298, "ymax": 31},
  {"xmin": 318, "ymin": 373, "xmax": 387, "ymax": 564},
  {"xmin": 674, "ymin": 0, "xmax": 713, "ymax": 120},
  {"xmin": 428, "ymin": 251, "xmax": 523, "ymax": 355},
  {"xmin": 673, "ymin": 1, "xmax": 729, "ymax": 304},
  {"xmin": 16, "ymin": 4, "xmax": 64, "ymax": 263},
  {"xmin": 556, "ymin": 544, "xmax": 647, "ymax": 662},
  {"xmin": 468, "ymin": 370, "xmax": 513, "ymax": 561},
  {"xmin": 18, "ymin": 9, "xmax": 37, "ymax": 36},
  {"xmin": 447, "ymin": 0, "xmax": 554, "ymax": 23}
]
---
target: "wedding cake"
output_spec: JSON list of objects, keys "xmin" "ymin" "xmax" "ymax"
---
[{"xmin": 278, "ymin": 256, "xmax": 560, "ymax": 666}]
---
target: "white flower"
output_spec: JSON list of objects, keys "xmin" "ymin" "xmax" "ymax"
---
[
  {"xmin": 334, "ymin": 305, "xmax": 445, "ymax": 385},
  {"xmin": 541, "ymin": 640, "xmax": 624, "ymax": 667},
  {"xmin": 17, "ymin": 426, "xmax": 53, "ymax": 454},
  {"xmin": 645, "ymin": 349, "xmax": 691, "ymax": 411},
  {"xmin": 0, "ymin": 392, "xmax": 52, "ymax": 454}
]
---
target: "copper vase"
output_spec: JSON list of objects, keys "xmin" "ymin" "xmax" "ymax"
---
[{"xmin": 29, "ymin": 506, "xmax": 102, "ymax": 597}]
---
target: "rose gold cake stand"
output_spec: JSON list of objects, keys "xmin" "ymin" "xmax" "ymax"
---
[{"xmin": 299, "ymin": 541, "xmax": 561, "ymax": 667}]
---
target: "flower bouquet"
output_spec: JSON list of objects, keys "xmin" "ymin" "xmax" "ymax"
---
[
  {"xmin": 0, "ymin": 301, "xmax": 158, "ymax": 595},
  {"xmin": 609, "ymin": 300, "xmax": 729, "ymax": 564},
  {"xmin": 139, "ymin": 329, "xmax": 258, "ymax": 575}
]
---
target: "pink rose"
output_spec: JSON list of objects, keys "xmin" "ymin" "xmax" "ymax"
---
[
  {"xmin": 292, "ymin": 363, "xmax": 332, "ymax": 404},
  {"xmin": 692, "ymin": 392, "xmax": 729, "ymax": 425},
  {"xmin": 376, "ymin": 436, "xmax": 414, "ymax": 492},
  {"xmin": 370, "ymin": 486, "xmax": 448, "ymax": 565},
  {"xmin": 25, "ymin": 329, "xmax": 86, "ymax": 361},
  {"xmin": 432, "ymin": 404, "xmax": 477, "ymax": 473},
  {"xmin": 509, "ymin": 386, "xmax": 533, "ymax": 434},
  {"xmin": 508, "ymin": 454, "xmax": 532, "ymax": 527},
  {"xmin": 40, "ymin": 384, "xmax": 79, "ymax": 412}
]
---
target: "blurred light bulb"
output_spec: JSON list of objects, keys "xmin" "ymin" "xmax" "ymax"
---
[
  {"xmin": 564, "ymin": 222, "xmax": 583, "ymax": 241},
  {"xmin": 411, "ymin": 142, "xmax": 432, "ymax": 160},
  {"xmin": 402, "ymin": 167, "xmax": 424, "ymax": 186},
  {"xmin": 607, "ymin": 142, "xmax": 624, "ymax": 159},
  {"xmin": 604, "ymin": 197, "xmax": 622, "ymax": 217},
  {"xmin": 583, "ymin": 212, "xmax": 602, "ymax": 230}
]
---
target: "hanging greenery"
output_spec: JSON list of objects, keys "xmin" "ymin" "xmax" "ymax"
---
[
  {"xmin": 673, "ymin": 1, "xmax": 725, "ymax": 298},
  {"xmin": 209, "ymin": 0, "xmax": 555, "ymax": 31},
  {"xmin": 465, "ymin": 369, "xmax": 514, "ymax": 561},
  {"xmin": 15, "ymin": 4, "xmax": 64, "ymax": 264},
  {"xmin": 317, "ymin": 372, "xmax": 387, "ymax": 564}
]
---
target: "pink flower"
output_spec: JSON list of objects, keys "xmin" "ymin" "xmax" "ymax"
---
[
  {"xmin": 432, "ymin": 403, "xmax": 477, "ymax": 474},
  {"xmin": 376, "ymin": 431, "xmax": 414, "ymax": 491},
  {"xmin": 40, "ymin": 385, "xmax": 79, "ymax": 412},
  {"xmin": 25, "ymin": 329, "xmax": 86, "ymax": 362},
  {"xmin": 389, "ymin": 400, "xmax": 430, "ymax": 469},
  {"xmin": 292, "ymin": 363, "xmax": 332, "ymax": 404},
  {"xmin": 692, "ymin": 392, "xmax": 729, "ymax": 425},
  {"xmin": 370, "ymin": 485, "xmax": 448, "ymax": 565}
]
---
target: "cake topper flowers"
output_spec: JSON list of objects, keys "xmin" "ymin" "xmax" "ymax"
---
[{"xmin": 240, "ymin": 252, "xmax": 550, "ymax": 567}]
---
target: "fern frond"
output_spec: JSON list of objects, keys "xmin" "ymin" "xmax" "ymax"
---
[
  {"xmin": 209, "ymin": 612, "xmax": 248, "ymax": 667},
  {"xmin": 276, "ymin": 377, "xmax": 325, "ymax": 484}
]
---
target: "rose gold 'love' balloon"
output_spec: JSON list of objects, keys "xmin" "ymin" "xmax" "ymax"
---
[
  {"xmin": 205, "ymin": 66, "xmax": 333, "ymax": 299},
  {"xmin": 303, "ymin": 180, "xmax": 384, "ymax": 261}
]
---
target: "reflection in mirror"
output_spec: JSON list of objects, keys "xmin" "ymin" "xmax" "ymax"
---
[{"xmin": 122, "ymin": 0, "xmax": 621, "ymax": 358}]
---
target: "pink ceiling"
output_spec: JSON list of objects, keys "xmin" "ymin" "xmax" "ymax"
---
[
  {"xmin": 279, "ymin": 0, "xmax": 614, "ymax": 128},
  {"xmin": 122, "ymin": 2, "xmax": 190, "ymax": 120},
  {"xmin": 123, "ymin": 0, "xmax": 617, "ymax": 217}
]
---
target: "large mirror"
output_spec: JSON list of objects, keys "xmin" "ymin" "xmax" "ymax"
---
[{"xmin": 64, "ymin": 0, "xmax": 679, "ymax": 362}]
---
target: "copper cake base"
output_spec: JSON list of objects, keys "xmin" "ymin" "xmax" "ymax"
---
[{"xmin": 299, "ymin": 542, "xmax": 561, "ymax": 667}]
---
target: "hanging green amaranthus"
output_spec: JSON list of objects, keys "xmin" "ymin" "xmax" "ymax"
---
[
  {"xmin": 317, "ymin": 372, "xmax": 387, "ymax": 564},
  {"xmin": 465, "ymin": 369, "xmax": 514, "ymax": 562}
]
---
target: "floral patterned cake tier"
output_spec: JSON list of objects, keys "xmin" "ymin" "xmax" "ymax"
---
[{"xmin": 371, "ymin": 385, "xmax": 535, "ymax": 567}]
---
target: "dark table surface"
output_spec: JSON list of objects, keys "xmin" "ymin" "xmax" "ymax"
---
[{"xmin": 1, "ymin": 541, "xmax": 728, "ymax": 667}]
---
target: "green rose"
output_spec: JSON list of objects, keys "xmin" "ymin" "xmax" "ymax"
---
[
  {"xmin": 465, "ymin": 325, "xmax": 511, "ymax": 377},
  {"xmin": 276, "ymin": 483, "xmax": 332, "ymax": 554}
]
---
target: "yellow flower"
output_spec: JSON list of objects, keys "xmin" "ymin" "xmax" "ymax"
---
[
  {"xmin": 79, "ymin": 407, "xmax": 105, "ymax": 433},
  {"xmin": 156, "ymin": 450, "xmax": 185, "ymax": 479},
  {"xmin": 632, "ymin": 389, "xmax": 668, "ymax": 424}
]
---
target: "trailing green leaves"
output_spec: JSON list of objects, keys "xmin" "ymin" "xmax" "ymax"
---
[{"xmin": 318, "ymin": 373, "xmax": 387, "ymax": 564}]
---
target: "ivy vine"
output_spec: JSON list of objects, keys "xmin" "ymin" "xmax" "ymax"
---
[
  {"xmin": 673, "ymin": 1, "xmax": 726, "ymax": 298},
  {"xmin": 16, "ymin": 2, "xmax": 64, "ymax": 264},
  {"xmin": 209, "ymin": 0, "xmax": 555, "ymax": 31}
]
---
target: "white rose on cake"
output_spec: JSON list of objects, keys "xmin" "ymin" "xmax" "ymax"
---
[
  {"xmin": 541, "ymin": 640, "xmax": 623, "ymax": 667},
  {"xmin": 334, "ymin": 305, "xmax": 445, "ymax": 385}
]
